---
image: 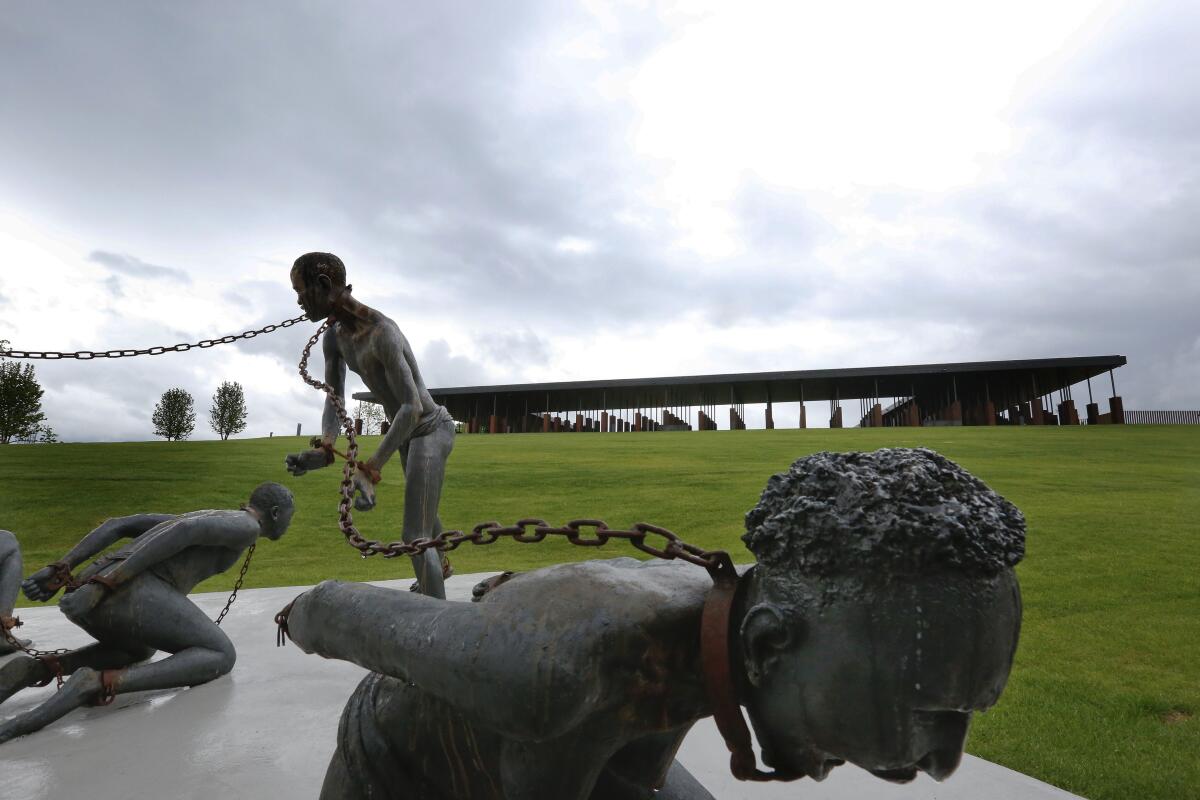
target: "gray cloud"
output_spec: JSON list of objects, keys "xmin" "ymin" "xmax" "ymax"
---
[
  {"xmin": 89, "ymin": 251, "xmax": 192, "ymax": 283},
  {"xmin": 1, "ymin": 0, "xmax": 1199, "ymax": 444}
]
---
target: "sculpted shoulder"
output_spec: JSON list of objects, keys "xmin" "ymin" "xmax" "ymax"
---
[{"xmin": 478, "ymin": 558, "xmax": 713, "ymax": 629}]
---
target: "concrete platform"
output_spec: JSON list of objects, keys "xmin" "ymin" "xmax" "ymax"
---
[{"xmin": 1, "ymin": 574, "xmax": 1085, "ymax": 799}]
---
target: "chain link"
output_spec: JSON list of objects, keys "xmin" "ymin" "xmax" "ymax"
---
[
  {"xmin": 0, "ymin": 540, "xmax": 255, "ymax": 690},
  {"xmin": 297, "ymin": 320, "xmax": 734, "ymax": 575},
  {"xmin": 213, "ymin": 543, "xmax": 256, "ymax": 626},
  {"xmin": 0, "ymin": 315, "xmax": 308, "ymax": 360},
  {"xmin": 1, "ymin": 616, "xmax": 74, "ymax": 689}
]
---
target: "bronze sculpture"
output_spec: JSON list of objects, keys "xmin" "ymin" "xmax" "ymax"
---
[
  {"xmin": 285, "ymin": 252, "xmax": 455, "ymax": 598},
  {"xmin": 0, "ymin": 482, "xmax": 294, "ymax": 744},
  {"xmin": 281, "ymin": 448, "xmax": 1026, "ymax": 798},
  {"xmin": 0, "ymin": 531, "xmax": 30, "ymax": 655}
]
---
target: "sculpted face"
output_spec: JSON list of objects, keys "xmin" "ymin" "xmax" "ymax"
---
[
  {"xmin": 290, "ymin": 268, "xmax": 334, "ymax": 321},
  {"xmin": 741, "ymin": 570, "xmax": 1021, "ymax": 783}
]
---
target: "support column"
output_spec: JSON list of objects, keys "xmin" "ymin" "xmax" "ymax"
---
[
  {"xmin": 870, "ymin": 403, "xmax": 883, "ymax": 428},
  {"xmin": 983, "ymin": 400, "xmax": 997, "ymax": 426},
  {"xmin": 601, "ymin": 411, "xmax": 609, "ymax": 432},
  {"xmin": 575, "ymin": 413, "xmax": 583, "ymax": 433},
  {"xmin": 354, "ymin": 418, "xmax": 363, "ymax": 436},
  {"xmin": 488, "ymin": 414, "xmax": 500, "ymax": 434},
  {"xmin": 542, "ymin": 413, "xmax": 550, "ymax": 433},
  {"xmin": 1109, "ymin": 396, "xmax": 1125, "ymax": 424},
  {"xmin": 830, "ymin": 406, "xmax": 843, "ymax": 429},
  {"xmin": 1057, "ymin": 399, "xmax": 1078, "ymax": 426},
  {"xmin": 1086, "ymin": 402, "xmax": 1099, "ymax": 425},
  {"xmin": 799, "ymin": 404, "xmax": 807, "ymax": 429},
  {"xmin": 765, "ymin": 402, "xmax": 774, "ymax": 430}
]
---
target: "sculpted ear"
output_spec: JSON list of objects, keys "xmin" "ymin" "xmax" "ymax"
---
[
  {"xmin": 740, "ymin": 603, "xmax": 796, "ymax": 688},
  {"xmin": 269, "ymin": 504, "xmax": 281, "ymax": 521}
]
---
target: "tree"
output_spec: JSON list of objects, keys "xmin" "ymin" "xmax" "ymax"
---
[
  {"xmin": 153, "ymin": 388, "xmax": 195, "ymax": 441},
  {"xmin": 354, "ymin": 400, "xmax": 386, "ymax": 435},
  {"xmin": 209, "ymin": 381, "xmax": 248, "ymax": 440},
  {"xmin": 0, "ymin": 356, "xmax": 47, "ymax": 445},
  {"xmin": 17, "ymin": 425, "xmax": 58, "ymax": 444}
]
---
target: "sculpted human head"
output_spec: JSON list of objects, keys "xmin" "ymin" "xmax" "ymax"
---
[
  {"xmin": 248, "ymin": 481, "xmax": 295, "ymax": 540},
  {"xmin": 737, "ymin": 448, "xmax": 1025, "ymax": 783},
  {"xmin": 290, "ymin": 252, "xmax": 347, "ymax": 320}
]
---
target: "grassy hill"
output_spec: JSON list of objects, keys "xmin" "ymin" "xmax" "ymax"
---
[{"xmin": 1, "ymin": 425, "xmax": 1196, "ymax": 800}]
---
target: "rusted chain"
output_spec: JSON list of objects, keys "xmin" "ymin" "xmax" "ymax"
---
[
  {"xmin": 297, "ymin": 321, "xmax": 736, "ymax": 575},
  {"xmin": 0, "ymin": 315, "xmax": 308, "ymax": 360},
  {"xmin": 0, "ymin": 543, "xmax": 253, "ymax": 690},
  {"xmin": 1, "ymin": 616, "xmax": 73, "ymax": 689}
]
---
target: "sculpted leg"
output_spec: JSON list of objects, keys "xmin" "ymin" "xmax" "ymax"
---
[
  {"xmin": 0, "ymin": 578, "xmax": 234, "ymax": 743},
  {"xmin": 0, "ymin": 531, "xmax": 27, "ymax": 655},
  {"xmin": 401, "ymin": 424, "xmax": 454, "ymax": 599},
  {"xmin": 0, "ymin": 667, "xmax": 106, "ymax": 743},
  {"xmin": 0, "ymin": 641, "xmax": 153, "ymax": 705}
]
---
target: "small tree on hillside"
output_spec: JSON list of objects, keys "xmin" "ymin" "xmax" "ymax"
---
[
  {"xmin": 209, "ymin": 381, "xmax": 248, "ymax": 440},
  {"xmin": 153, "ymin": 388, "xmax": 195, "ymax": 441},
  {"xmin": 354, "ymin": 400, "xmax": 386, "ymax": 435},
  {"xmin": 0, "ymin": 353, "xmax": 47, "ymax": 445}
]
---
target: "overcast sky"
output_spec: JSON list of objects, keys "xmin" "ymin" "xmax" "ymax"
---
[{"xmin": 1, "ymin": 0, "xmax": 1196, "ymax": 441}]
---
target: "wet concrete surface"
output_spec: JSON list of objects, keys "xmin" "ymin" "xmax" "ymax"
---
[{"xmin": 0, "ymin": 573, "xmax": 1084, "ymax": 799}]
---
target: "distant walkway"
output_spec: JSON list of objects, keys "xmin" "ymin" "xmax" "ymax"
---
[{"xmin": 1, "ymin": 575, "xmax": 1085, "ymax": 799}]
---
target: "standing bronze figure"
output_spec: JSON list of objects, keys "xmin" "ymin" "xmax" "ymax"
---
[{"xmin": 285, "ymin": 252, "xmax": 455, "ymax": 598}]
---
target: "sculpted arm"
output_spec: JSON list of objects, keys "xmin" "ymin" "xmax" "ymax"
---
[
  {"xmin": 320, "ymin": 328, "xmax": 347, "ymax": 446},
  {"xmin": 59, "ymin": 514, "xmax": 175, "ymax": 569},
  {"xmin": 22, "ymin": 514, "xmax": 174, "ymax": 601},
  {"xmin": 286, "ymin": 330, "xmax": 346, "ymax": 476},
  {"xmin": 101, "ymin": 516, "xmax": 254, "ymax": 589},
  {"xmin": 286, "ymin": 581, "xmax": 589, "ymax": 740}
]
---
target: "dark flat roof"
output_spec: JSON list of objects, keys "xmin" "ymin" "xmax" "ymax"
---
[{"xmin": 354, "ymin": 355, "xmax": 1127, "ymax": 416}]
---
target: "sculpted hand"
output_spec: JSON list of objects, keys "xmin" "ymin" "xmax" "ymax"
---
[
  {"xmin": 22, "ymin": 567, "xmax": 65, "ymax": 602},
  {"xmin": 58, "ymin": 583, "xmax": 106, "ymax": 617},
  {"xmin": 286, "ymin": 448, "xmax": 331, "ymax": 477},
  {"xmin": 351, "ymin": 465, "xmax": 378, "ymax": 511}
]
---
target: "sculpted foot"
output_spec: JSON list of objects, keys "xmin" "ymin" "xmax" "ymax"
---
[
  {"xmin": 0, "ymin": 636, "xmax": 31, "ymax": 656},
  {"xmin": 0, "ymin": 666, "xmax": 100, "ymax": 744},
  {"xmin": 0, "ymin": 655, "xmax": 43, "ymax": 705}
]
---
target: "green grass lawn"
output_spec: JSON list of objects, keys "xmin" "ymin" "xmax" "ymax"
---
[{"xmin": 1, "ymin": 426, "xmax": 1197, "ymax": 799}]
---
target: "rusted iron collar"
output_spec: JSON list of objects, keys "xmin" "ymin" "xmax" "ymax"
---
[{"xmin": 700, "ymin": 558, "xmax": 798, "ymax": 783}]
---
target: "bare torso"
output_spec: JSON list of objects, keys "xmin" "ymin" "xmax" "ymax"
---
[
  {"xmin": 81, "ymin": 510, "xmax": 255, "ymax": 595},
  {"xmin": 329, "ymin": 310, "xmax": 438, "ymax": 424}
]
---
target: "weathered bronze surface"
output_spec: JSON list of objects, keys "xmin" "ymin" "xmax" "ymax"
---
[
  {"xmin": 285, "ymin": 252, "xmax": 455, "ymax": 598},
  {"xmin": 283, "ymin": 448, "xmax": 1026, "ymax": 799},
  {"xmin": 0, "ymin": 483, "xmax": 294, "ymax": 744}
]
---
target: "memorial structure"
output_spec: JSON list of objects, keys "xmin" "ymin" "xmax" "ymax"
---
[
  {"xmin": 412, "ymin": 354, "xmax": 1128, "ymax": 432},
  {"xmin": 280, "ymin": 448, "xmax": 1026, "ymax": 799}
]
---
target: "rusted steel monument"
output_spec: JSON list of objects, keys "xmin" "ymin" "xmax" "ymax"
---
[
  {"xmin": 279, "ymin": 448, "xmax": 1026, "ymax": 799},
  {"xmin": 402, "ymin": 355, "xmax": 1127, "ymax": 433}
]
